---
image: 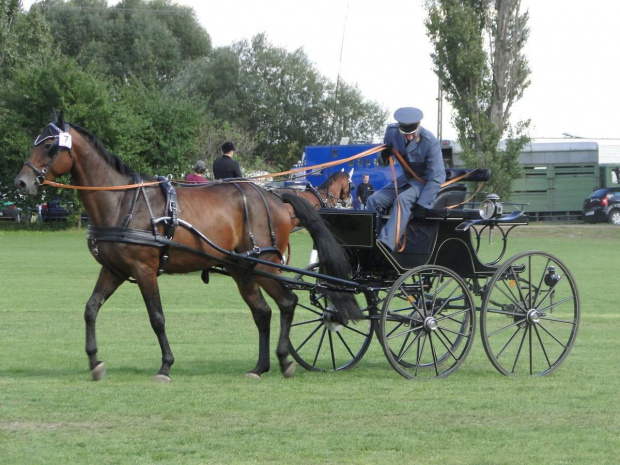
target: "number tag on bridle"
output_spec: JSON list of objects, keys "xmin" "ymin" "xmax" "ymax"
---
[{"xmin": 58, "ymin": 132, "xmax": 72, "ymax": 149}]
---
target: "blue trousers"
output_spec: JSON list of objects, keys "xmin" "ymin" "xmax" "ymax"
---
[{"xmin": 366, "ymin": 181, "xmax": 424, "ymax": 251}]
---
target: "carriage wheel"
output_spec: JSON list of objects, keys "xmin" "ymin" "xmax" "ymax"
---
[
  {"xmin": 378, "ymin": 265, "xmax": 476, "ymax": 379},
  {"xmin": 480, "ymin": 251, "xmax": 580, "ymax": 377},
  {"xmin": 288, "ymin": 264, "xmax": 376, "ymax": 372}
]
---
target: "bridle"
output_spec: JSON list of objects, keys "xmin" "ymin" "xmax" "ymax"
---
[{"xmin": 24, "ymin": 123, "xmax": 75, "ymax": 185}]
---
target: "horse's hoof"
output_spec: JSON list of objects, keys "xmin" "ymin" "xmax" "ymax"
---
[
  {"xmin": 282, "ymin": 361, "xmax": 296, "ymax": 378},
  {"xmin": 91, "ymin": 362, "xmax": 106, "ymax": 381},
  {"xmin": 153, "ymin": 374, "xmax": 172, "ymax": 383},
  {"xmin": 245, "ymin": 372, "xmax": 262, "ymax": 380}
]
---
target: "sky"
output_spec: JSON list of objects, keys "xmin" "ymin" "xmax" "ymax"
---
[{"xmin": 21, "ymin": 0, "xmax": 620, "ymax": 141}]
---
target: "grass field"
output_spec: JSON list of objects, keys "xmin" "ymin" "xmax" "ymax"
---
[{"xmin": 1, "ymin": 224, "xmax": 619, "ymax": 464}]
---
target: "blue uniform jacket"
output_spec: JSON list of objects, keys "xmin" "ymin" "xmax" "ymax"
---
[{"xmin": 382, "ymin": 124, "xmax": 446, "ymax": 209}]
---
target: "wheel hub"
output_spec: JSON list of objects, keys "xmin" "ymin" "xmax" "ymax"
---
[
  {"xmin": 526, "ymin": 309, "xmax": 540, "ymax": 324},
  {"xmin": 424, "ymin": 317, "xmax": 438, "ymax": 332}
]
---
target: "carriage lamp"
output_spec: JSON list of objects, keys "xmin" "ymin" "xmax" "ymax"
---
[
  {"xmin": 479, "ymin": 194, "xmax": 503, "ymax": 219},
  {"xmin": 544, "ymin": 266, "xmax": 561, "ymax": 287}
]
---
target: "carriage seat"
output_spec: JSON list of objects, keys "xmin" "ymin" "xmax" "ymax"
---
[
  {"xmin": 379, "ymin": 168, "xmax": 491, "ymax": 219},
  {"xmin": 444, "ymin": 168, "xmax": 491, "ymax": 183}
]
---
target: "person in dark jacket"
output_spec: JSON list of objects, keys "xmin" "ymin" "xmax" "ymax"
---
[
  {"xmin": 213, "ymin": 142, "xmax": 242, "ymax": 179},
  {"xmin": 366, "ymin": 107, "xmax": 446, "ymax": 251},
  {"xmin": 356, "ymin": 174, "xmax": 374, "ymax": 210}
]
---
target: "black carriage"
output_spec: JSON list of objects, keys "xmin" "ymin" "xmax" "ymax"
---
[
  {"xmin": 16, "ymin": 119, "xmax": 580, "ymax": 382},
  {"xmin": 287, "ymin": 169, "xmax": 581, "ymax": 379}
]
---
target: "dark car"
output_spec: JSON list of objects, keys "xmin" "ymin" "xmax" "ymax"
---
[
  {"xmin": 582, "ymin": 187, "xmax": 620, "ymax": 225},
  {"xmin": 39, "ymin": 199, "xmax": 89, "ymax": 222},
  {"xmin": 0, "ymin": 199, "xmax": 22, "ymax": 222}
]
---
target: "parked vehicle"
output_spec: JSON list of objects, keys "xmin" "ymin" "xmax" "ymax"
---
[
  {"xmin": 582, "ymin": 186, "xmax": 620, "ymax": 225},
  {"xmin": 39, "ymin": 199, "xmax": 89, "ymax": 222},
  {"xmin": 0, "ymin": 199, "xmax": 22, "ymax": 222}
]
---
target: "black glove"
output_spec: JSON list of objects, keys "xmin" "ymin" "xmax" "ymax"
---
[{"xmin": 377, "ymin": 143, "xmax": 393, "ymax": 167}]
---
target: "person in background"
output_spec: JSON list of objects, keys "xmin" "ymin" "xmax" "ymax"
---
[
  {"xmin": 356, "ymin": 174, "xmax": 374, "ymax": 210},
  {"xmin": 213, "ymin": 142, "xmax": 242, "ymax": 179},
  {"xmin": 185, "ymin": 160, "xmax": 208, "ymax": 182},
  {"xmin": 366, "ymin": 107, "xmax": 446, "ymax": 251}
]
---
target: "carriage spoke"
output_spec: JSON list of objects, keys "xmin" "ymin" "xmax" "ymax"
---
[
  {"xmin": 508, "ymin": 266, "xmax": 528, "ymax": 309},
  {"xmin": 311, "ymin": 327, "xmax": 328, "ymax": 369},
  {"xmin": 291, "ymin": 317, "xmax": 322, "ymax": 328},
  {"xmin": 531, "ymin": 257, "xmax": 551, "ymax": 308},
  {"xmin": 293, "ymin": 321, "xmax": 324, "ymax": 352},
  {"xmin": 497, "ymin": 282, "xmax": 526, "ymax": 312},
  {"xmin": 295, "ymin": 302, "xmax": 324, "ymax": 316},
  {"xmin": 341, "ymin": 323, "xmax": 373, "ymax": 338},
  {"xmin": 395, "ymin": 330, "xmax": 414, "ymax": 362},
  {"xmin": 487, "ymin": 318, "xmax": 525, "ymax": 338},
  {"xmin": 434, "ymin": 329, "xmax": 459, "ymax": 362},
  {"xmin": 510, "ymin": 325, "xmax": 529, "ymax": 374},
  {"xmin": 533, "ymin": 274, "xmax": 564, "ymax": 310},
  {"xmin": 328, "ymin": 331, "xmax": 337, "ymax": 371},
  {"xmin": 414, "ymin": 334, "xmax": 427, "ymax": 376},
  {"xmin": 427, "ymin": 334, "xmax": 440, "ymax": 376},
  {"xmin": 386, "ymin": 322, "xmax": 425, "ymax": 341},
  {"xmin": 537, "ymin": 295, "xmax": 576, "ymax": 315},
  {"xmin": 536, "ymin": 322, "xmax": 569, "ymax": 349},
  {"xmin": 493, "ymin": 323, "xmax": 523, "ymax": 360},
  {"xmin": 533, "ymin": 324, "xmax": 552, "ymax": 369},
  {"xmin": 395, "ymin": 330, "xmax": 424, "ymax": 365}
]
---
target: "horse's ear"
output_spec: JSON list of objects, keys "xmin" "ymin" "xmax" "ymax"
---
[
  {"xmin": 58, "ymin": 111, "xmax": 65, "ymax": 127},
  {"xmin": 50, "ymin": 109, "xmax": 58, "ymax": 123}
]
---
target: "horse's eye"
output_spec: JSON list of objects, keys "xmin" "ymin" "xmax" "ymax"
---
[{"xmin": 44, "ymin": 143, "xmax": 52, "ymax": 150}]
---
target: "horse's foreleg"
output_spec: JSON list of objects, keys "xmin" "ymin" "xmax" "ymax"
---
[
  {"xmin": 136, "ymin": 275, "xmax": 174, "ymax": 382},
  {"xmin": 85, "ymin": 267, "xmax": 125, "ymax": 381},
  {"xmin": 233, "ymin": 276, "xmax": 272, "ymax": 378},
  {"xmin": 260, "ymin": 278, "xmax": 298, "ymax": 378}
]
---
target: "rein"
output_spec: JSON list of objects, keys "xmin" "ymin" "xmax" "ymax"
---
[{"xmin": 42, "ymin": 179, "xmax": 165, "ymax": 190}]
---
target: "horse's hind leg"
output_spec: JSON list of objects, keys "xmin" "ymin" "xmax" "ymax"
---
[
  {"xmin": 136, "ymin": 274, "xmax": 175, "ymax": 382},
  {"xmin": 259, "ymin": 278, "xmax": 298, "ymax": 378},
  {"xmin": 232, "ymin": 275, "xmax": 273, "ymax": 378},
  {"xmin": 85, "ymin": 267, "xmax": 125, "ymax": 381}
]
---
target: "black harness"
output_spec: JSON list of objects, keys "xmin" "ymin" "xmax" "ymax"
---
[{"xmin": 87, "ymin": 179, "xmax": 284, "ymax": 283}]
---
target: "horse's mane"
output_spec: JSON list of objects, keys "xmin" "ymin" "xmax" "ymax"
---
[
  {"xmin": 70, "ymin": 124, "xmax": 137, "ymax": 177},
  {"xmin": 318, "ymin": 171, "xmax": 348, "ymax": 191}
]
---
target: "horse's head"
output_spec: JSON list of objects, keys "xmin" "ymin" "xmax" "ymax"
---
[
  {"xmin": 335, "ymin": 171, "xmax": 354, "ymax": 207},
  {"xmin": 14, "ymin": 113, "xmax": 75, "ymax": 196}
]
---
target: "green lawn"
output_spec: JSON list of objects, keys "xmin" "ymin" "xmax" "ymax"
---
[{"xmin": 1, "ymin": 225, "xmax": 619, "ymax": 464}]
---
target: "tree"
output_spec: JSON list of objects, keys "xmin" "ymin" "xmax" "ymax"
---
[
  {"xmin": 36, "ymin": 0, "xmax": 212, "ymax": 87},
  {"xmin": 233, "ymin": 34, "xmax": 386, "ymax": 169},
  {"xmin": 425, "ymin": 0, "xmax": 531, "ymax": 199}
]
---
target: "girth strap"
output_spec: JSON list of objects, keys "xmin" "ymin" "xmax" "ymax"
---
[{"xmin": 155, "ymin": 176, "xmax": 179, "ymax": 275}]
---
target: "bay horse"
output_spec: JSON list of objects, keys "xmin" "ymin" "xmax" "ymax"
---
[
  {"xmin": 273, "ymin": 171, "xmax": 354, "ymax": 210},
  {"xmin": 14, "ymin": 115, "xmax": 361, "ymax": 382}
]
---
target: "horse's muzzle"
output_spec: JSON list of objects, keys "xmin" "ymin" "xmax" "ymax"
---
[{"xmin": 14, "ymin": 171, "xmax": 39, "ymax": 196}]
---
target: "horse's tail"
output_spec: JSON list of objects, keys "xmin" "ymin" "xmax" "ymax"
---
[{"xmin": 281, "ymin": 193, "xmax": 362, "ymax": 322}]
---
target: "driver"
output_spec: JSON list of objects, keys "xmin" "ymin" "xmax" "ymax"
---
[{"xmin": 366, "ymin": 107, "xmax": 446, "ymax": 251}]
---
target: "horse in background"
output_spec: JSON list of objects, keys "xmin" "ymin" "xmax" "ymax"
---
[
  {"xmin": 271, "ymin": 170, "xmax": 354, "ymax": 210},
  {"xmin": 14, "ymin": 115, "xmax": 361, "ymax": 382}
]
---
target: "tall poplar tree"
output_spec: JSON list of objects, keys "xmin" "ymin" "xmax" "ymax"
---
[{"xmin": 425, "ymin": 0, "xmax": 531, "ymax": 199}]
